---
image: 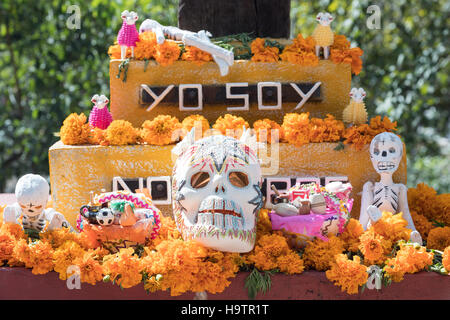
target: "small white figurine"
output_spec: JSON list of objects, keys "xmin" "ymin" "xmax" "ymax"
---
[
  {"xmin": 312, "ymin": 12, "xmax": 334, "ymax": 59},
  {"xmin": 139, "ymin": 19, "xmax": 234, "ymax": 76},
  {"xmin": 359, "ymin": 132, "xmax": 422, "ymax": 244},
  {"xmin": 3, "ymin": 174, "xmax": 72, "ymax": 233}
]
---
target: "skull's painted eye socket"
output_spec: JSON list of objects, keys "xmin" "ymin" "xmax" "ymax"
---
[
  {"xmin": 389, "ymin": 147, "xmax": 396, "ymax": 153},
  {"xmin": 373, "ymin": 148, "xmax": 380, "ymax": 156},
  {"xmin": 34, "ymin": 205, "xmax": 42, "ymax": 209},
  {"xmin": 191, "ymin": 171, "xmax": 210, "ymax": 189},
  {"xmin": 229, "ymin": 171, "xmax": 249, "ymax": 188}
]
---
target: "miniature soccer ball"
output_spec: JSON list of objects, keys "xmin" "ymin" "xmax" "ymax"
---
[{"xmin": 96, "ymin": 208, "xmax": 114, "ymax": 226}]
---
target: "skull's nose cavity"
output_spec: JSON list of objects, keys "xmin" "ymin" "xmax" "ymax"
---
[
  {"xmin": 214, "ymin": 185, "xmax": 226, "ymax": 194},
  {"xmin": 382, "ymin": 151, "xmax": 387, "ymax": 157}
]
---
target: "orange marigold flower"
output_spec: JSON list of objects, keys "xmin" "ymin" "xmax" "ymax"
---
[
  {"xmin": 0, "ymin": 222, "xmax": 26, "ymax": 240},
  {"xmin": 13, "ymin": 239, "xmax": 54, "ymax": 275},
  {"xmin": 154, "ymin": 40, "xmax": 181, "ymax": 66},
  {"xmin": 309, "ymin": 114, "xmax": 345, "ymax": 143},
  {"xmin": 40, "ymin": 227, "xmax": 87, "ymax": 249},
  {"xmin": 280, "ymin": 34, "xmax": 318, "ymax": 66},
  {"xmin": 359, "ymin": 229, "xmax": 392, "ymax": 265},
  {"xmin": 331, "ymin": 34, "xmax": 351, "ymax": 51},
  {"xmin": 384, "ymin": 242, "xmax": 433, "ymax": 282},
  {"xmin": 73, "ymin": 251, "xmax": 104, "ymax": 285},
  {"xmin": 53, "ymin": 240, "xmax": 85, "ymax": 280},
  {"xmin": 134, "ymin": 31, "xmax": 157, "ymax": 60},
  {"xmin": 343, "ymin": 116, "xmax": 397, "ymax": 150},
  {"xmin": 105, "ymin": 120, "xmax": 139, "ymax": 146},
  {"xmin": 60, "ymin": 113, "xmax": 91, "ymax": 145},
  {"xmin": 245, "ymin": 234, "xmax": 304, "ymax": 274},
  {"xmin": 281, "ymin": 112, "xmax": 311, "ymax": 147},
  {"xmin": 326, "ymin": 254, "xmax": 368, "ymax": 295},
  {"xmin": 89, "ymin": 127, "xmax": 108, "ymax": 146},
  {"xmin": 339, "ymin": 218, "xmax": 364, "ymax": 252},
  {"xmin": 407, "ymin": 183, "xmax": 450, "ymax": 226},
  {"xmin": 0, "ymin": 233, "xmax": 15, "ymax": 265},
  {"xmin": 108, "ymin": 43, "xmax": 131, "ymax": 59},
  {"xmin": 213, "ymin": 114, "xmax": 249, "ymax": 138},
  {"xmin": 256, "ymin": 209, "xmax": 273, "ymax": 237},
  {"xmin": 181, "ymin": 114, "xmax": 210, "ymax": 138},
  {"xmin": 411, "ymin": 211, "xmax": 433, "ymax": 241},
  {"xmin": 443, "ymin": 246, "xmax": 450, "ymax": 272},
  {"xmin": 302, "ymin": 236, "xmax": 345, "ymax": 271},
  {"xmin": 253, "ymin": 119, "xmax": 283, "ymax": 143},
  {"xmin": 370, "ymin": 211, "xmax": 411, "ymax": 243},
  {"xmin": 181, "ymin": 45, "xmax": 213, "ymax": 65},
  {"xmin": 103, "ymin": 247, "xmax": 143, "ymax": 289},
  {"xmin": 141, "ymin": 115, "xmax": 182, "ymax": 145},
  {"xmin": 250, "ymin": 38, "xmax": 279, "ymax": 62},
  {"xmin": 330, "ymin": 35, "xmax": 364, "ymax": 75},
  {"xmin": 427, "ymin": 227, "xmax": 450, "ymax": 251}
]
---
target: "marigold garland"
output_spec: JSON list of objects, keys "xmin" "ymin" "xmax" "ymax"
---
[
  {"xmin": 181, "ymin": 46, "xmax": 213, "ymax": 65},
  {"xmin": 329, "ymin": 35, "xmax": 363, "ymax": 75},
  {"xmin": 302, "ymin": 236, "xmax": 345, "ymax": 271},
  {"xmin": 102, "ymin": 247, "xmax": 143, "ymax": 288},
  {"xmin": 338, "ymin": 218, "xmax": 364, "ymax": 252},
  {"xmin": 181, "ymin": 114, "xmax": 210, "ymax": 137},
  {"xmin": 370, "ymin": 211, "xmax": 411, "ymax": 243},
  {"xmin": 359, "ymin": 229, "xmax": 391, "ymax": 265},
  {"xmin": 343, "ymin": 116, "xmax": 397, "ymax": 150},
  {"xmin": 309, "ymin": 114, "xmax": 345, "ymax": 143},
  {"xmin": 154, "ymin": 40, "xmax": 181, "ymax": 66},
  {"xmin": 53, "ymin": 240, "xmax": 85, "ymax": 280},
  {"xmin": 213, "ymin": 114, "xmax": 249, "ymax": 138},
  {"xmin": 141, "ymin": 115, "xmax": 182, "ymax": 145},
  {"xmin": 325, "ymin": 254, "xmax": 368, "ymax": 295},
  {"xmin": 281, "ymin": 112, "xmax": 311, "ymax": 147},
  {"xmin": 250, "ymin": 38, "xmax": 280, "ymax": 63},
  {"xmin": 427, "ymin": 227, "xmax": 450, "ymax": 251},
  {"xmin": 0, "ymin": 233, "xmax": 15, "ymax": 265},
  {"xmin": 73, "ymin": 251, "xmax": 105, "ymax": 285},
  {"xmin": 280, "ymin": 34, "xmax": 319, "ymax": 66},
  {"xmin": 13, "ymin": 239, "xmax": 54, "ymax": 275},
  {"xmin": 253, "ymin": 119, "xmax": 283, "ymax": 143},
  {"xmin": 411, "ymin": 211, "xmax": 433, "ymax": 241},
  {"xmin": 134, "ymin": 31, "xmax": 157, "ymax": 60},
  {"xmin": 60, "ymin": 113, "xmax": 91, "ymax": 145},
  {"xmin": 407, "ymin": 183, "xmax": 450, "ymax": 226}
]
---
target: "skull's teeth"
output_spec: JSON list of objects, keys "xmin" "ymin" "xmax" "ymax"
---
[{"xmin": 214, "ymin": 213, "xmax": 224, "ymax": 229}]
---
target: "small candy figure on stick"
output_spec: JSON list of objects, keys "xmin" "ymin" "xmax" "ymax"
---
[{"xmin": 117, "ymin": 10, "xmax": 139, "ymax": 59}]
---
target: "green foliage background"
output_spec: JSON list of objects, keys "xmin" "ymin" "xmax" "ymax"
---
[{"xmin": 0, "ymin": 0, "xmax": 448, "ymax": 193}]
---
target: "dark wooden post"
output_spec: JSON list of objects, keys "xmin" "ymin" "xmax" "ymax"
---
[{"xmin": 178, "ymin": 0, "xmax": 291, "ymax": 38}]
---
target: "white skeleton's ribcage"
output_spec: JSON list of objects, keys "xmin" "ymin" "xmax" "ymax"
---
[
  {"xmin": 372, "ymin": 184, "xmax": 399, "ymax": 213},
  {"xmin": 22, "ymin": 214, "xmax": 46, "ymax": 232}
]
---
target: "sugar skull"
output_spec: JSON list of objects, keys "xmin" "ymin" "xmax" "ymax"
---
[
  {"xmin": 370, "ymin": 132, "xmax": 403, "ymax": 175},
  {"xmin": 172, "ymin": 129, "xmax": 263, "ymax": 252}
]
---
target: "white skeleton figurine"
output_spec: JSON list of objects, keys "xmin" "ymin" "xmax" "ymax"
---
[
  {"xmin": 139, "ymin": 19, "xmax": 234, "ymax": 76},
  {"xmin": 3, "ymin": 174, "xmax": 72, "ymax": 233},
  {"xmin": 359, "ymin": 132, "xmax": 422, "ymax": 244}
]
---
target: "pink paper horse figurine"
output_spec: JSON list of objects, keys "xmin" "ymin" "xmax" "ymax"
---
[
  {"xmin": 117, "ymin": 10, "xmax": 139, "ymax": 59},
  {"xmin": 89, "ymin": 94, "xmax": 112, "ymax": 130}
]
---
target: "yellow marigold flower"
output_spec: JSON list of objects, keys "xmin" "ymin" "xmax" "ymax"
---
[
  {"xmin": 326, "ymin": 254, "xmax": 368, "ymax": 295},
  {"xmin": 309, "ymin": 114, "xmax": 345, "ymax": 143},
  {"xmin": 103, "ymin": 247, "xmax": 143, "ymax": 289},
  {"xmin": 302, "ymin": 236, "xmax": 345, "ymax": 271},
  {"xmin": 53, "ymin": 240, "xmax": 85, "ymax": 280},
  {"xmin": 213, "ymin": 114, "xmax": 249, "ymax": 138},
  {"xmin": 443, "ymin": 246, "xmax": 450, "ymax": 273},
  {"xmin": 13, "ymin": 239, "xmax": 54, "ymax": 275},
  {"xmin": 141, "ymin": 115, "xmax": 182, "ymax": 145},
  {"xmin": 256, "ymin": 209, "xmax": 273, "ymax": 237},
  {"xmin": 181, "ymin": 114, "xmax": 210, "ymax": 138},
  {"xmin": 105, "ymin": 120, "xmax": 139, "ymax": 146},
  {"xmin": 134, "ymin": 31, "xmax": 157, "ymax": 60},
  {"xmin": 427, "ymin": 227, "xmax": 450, "ymax": 251},
  {"xmin": 338, "ymin": 218, "xmax": 364, "ymax": 252},
  {"xmin": 370, "ymin": 211, "xmax": 411, "ymax": 243},
  {"xmin": 281, "ymin": 112, "xmax": 311, "ymax": 147},
  {"xmin": 181, "ymin": 45, "xmax": 213, "ymax": 65},
  {"xmin": 411, "ymin": 211, "xmax": 433, "ymax": 241},
  {"xmin": 359, "ymin": 229, "xmax": 392, "ymax": 265},
  {"xmin": 276, "ymin": 252, "xmax": 305, "ymax": 274},
  {"xmin": 154, "ymin": 40, "xmax": 181, "ymax": 66},
  {"xmin": 60, "ymin": 113, "xmax": 91, "ymax": 145},
  {"xmin": 250, "ymin": 38, "xmax": 279, "ymax": 62},
  {"xmin": 383, "ymin": 242, "xmax": 433, "ymax": 282},
  {"xmin": 73, "ymin": 251, "xmax": 104, "ymax": 285},
  {"xmin": 253, "ymin": 119, "xmax": 283, "ymax": 143}
]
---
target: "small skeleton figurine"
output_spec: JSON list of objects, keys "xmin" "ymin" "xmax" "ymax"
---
[
  {"xmin": 3, "ymin": 174, "xmax": 72, "ymax": 234},
  {"xmin": 139, "ymin": 19, "xmax": 234, "ymax": 76},
  {"xmin": 359, "ymin": 132, "xmax": 422, "ymax": 244}
]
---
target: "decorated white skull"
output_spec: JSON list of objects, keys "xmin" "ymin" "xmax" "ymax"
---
[
  {"xmin": 370, "ymin": 132, "xmax": 403, "ymax": 175},
  {"xmin": 15, "ymin": 174, "xmax": 49, "ymax": 218},
  {"xmin": 172, "ymin": 129, "xmax": 263, "ymax": 252}
]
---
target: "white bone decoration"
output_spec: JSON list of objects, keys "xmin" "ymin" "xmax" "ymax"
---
[
  {"xmin": 171, "ymin": 128, "xmax": 263, "ymax": 252},
  {"xmin": 139, "ymin": 19, "xmax": 234, "ymax": 76},
  {"xmin": 3, "ymin": 174, "xmax": 73, "ymax": 233},
  {"xmin": 359, "ymin": 132, "xmax": 422, "ymax": 244}
]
